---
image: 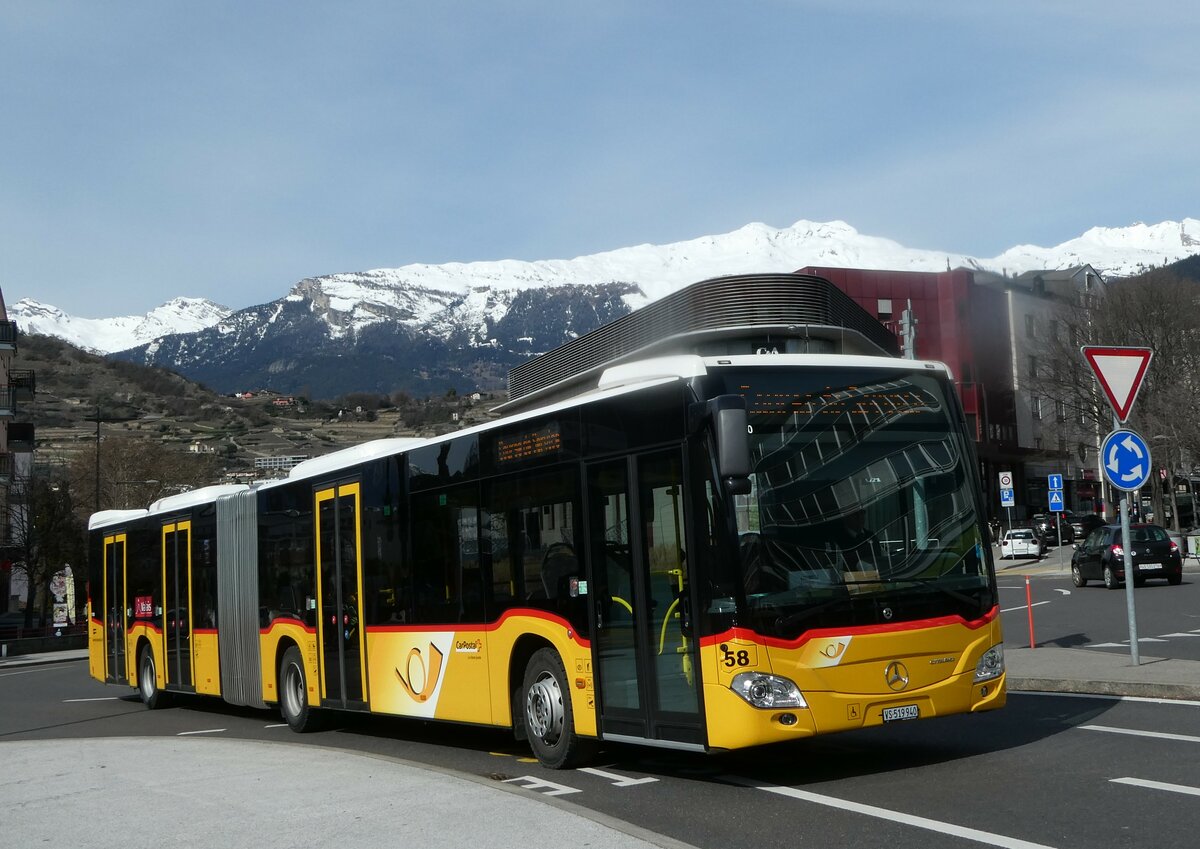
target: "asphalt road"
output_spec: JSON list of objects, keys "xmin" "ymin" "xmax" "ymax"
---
[
  {"xmin": 998, "ymin": 561, "xmax": 1200, "ymax": 660},
  {"xmin": 4, "ymin": 660, "xmax": 1200, "ymax": 848}
]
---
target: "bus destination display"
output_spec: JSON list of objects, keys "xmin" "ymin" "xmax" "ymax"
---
[{"xmin": 496, "ymin": 422, "xmax": 562, "ymax": 464}]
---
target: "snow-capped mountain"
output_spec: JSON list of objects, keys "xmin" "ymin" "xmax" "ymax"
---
[
  {"xmin": 11, "ymin": 296, "xmax": 231, "ymax": 354},
  {"xmin": 12, "ymin": 217, "xmax": 1200, "ymax": 398}
]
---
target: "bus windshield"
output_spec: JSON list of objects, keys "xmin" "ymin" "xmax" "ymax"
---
[{"xmin": 711, "ymin": 365, "xmax": 995, "ymax": 640}]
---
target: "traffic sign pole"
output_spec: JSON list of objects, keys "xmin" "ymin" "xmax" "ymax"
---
[{"xmin": 1115, "ymin": 414, "xmax": 1140, "ymax": 666}]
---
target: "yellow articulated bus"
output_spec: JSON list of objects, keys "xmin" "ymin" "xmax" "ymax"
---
[{"xmin": 88, "ymin": 353, "xmax": 1005, "ymax": 768}]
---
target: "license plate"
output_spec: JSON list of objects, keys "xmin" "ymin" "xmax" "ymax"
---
[
  {"xmin": 882, "ymin": 704, "xmax": 920, "ymax": 722},
  {"xmin": 1136, "ymin": 562, "xmax": 1161, "ymax": 571}
]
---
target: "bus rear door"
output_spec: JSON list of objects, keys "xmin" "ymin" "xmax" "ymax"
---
[
  {"xmin": 102, "ymin": 533, "xmax": 128, "ymax": 684},
  {"xmin": 315, "ymin": 483, "xmax": 369, "ymax": 709}
]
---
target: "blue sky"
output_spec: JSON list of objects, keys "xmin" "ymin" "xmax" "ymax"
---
[{"xmin": 3, "ymin": 1, "xmax": 1196, "ymax": 317}]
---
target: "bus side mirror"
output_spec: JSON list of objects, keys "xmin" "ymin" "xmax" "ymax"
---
[{"xmin": 709, "ymin": 395, "xmax": 752, "ymax": 494}]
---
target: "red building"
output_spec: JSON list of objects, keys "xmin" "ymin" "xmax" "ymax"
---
[{"xmin": 798, "ymin": 266, "xmax": 1029, "ymax": 519}]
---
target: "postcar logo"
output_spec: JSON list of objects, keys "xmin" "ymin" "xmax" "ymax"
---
[
  {"xmin": 396, "ymin": 643, "xmax": 445, "ymax": 702},
  {"xmin": 454, "ymin": 639, "xmax": 482, "ymax": 654},
  {"xmin": 820, "ymin": 641, "xmax": 847, "ymax": 660}
]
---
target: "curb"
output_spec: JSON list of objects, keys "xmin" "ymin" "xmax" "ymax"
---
[{"xmin": 1009, "ymin": 677, "xmax": 1200, "ymax": 701}]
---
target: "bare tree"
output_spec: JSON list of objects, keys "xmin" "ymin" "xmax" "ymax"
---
[
  {"xmin": 67, "ymin": 435, "xmax": 223, "ymax": 518},
  {"xmin": 1033, "ymin": 269, "xmax": 1200, "ymax": 529},
  {"xmin": 7, "ymin": 470, "xmax": 86, "ymax": 628}
]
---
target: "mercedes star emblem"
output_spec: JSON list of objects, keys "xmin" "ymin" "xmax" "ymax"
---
[{"xmin": 885, "ymin": 661, "xmax": 910, "ymax": 691}]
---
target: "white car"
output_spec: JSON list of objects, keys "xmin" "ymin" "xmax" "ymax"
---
[{"xmin": 1000, "ymin": 528, "xmax": 1044, "ymax": 559}]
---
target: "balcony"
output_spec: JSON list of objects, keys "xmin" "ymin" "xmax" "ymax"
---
[
  {"xmin": 9, "ymin": 369, "xmax": 34, "ymax": 402},
  {"xmin": 0, "ymin": 321, "xmax": 15, "ymax": 351},
  {"xmin": 7, "ymin": 422, "xmax": 33, "ymax": 452}
]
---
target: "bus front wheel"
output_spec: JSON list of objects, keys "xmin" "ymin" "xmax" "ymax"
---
[
  {"xmin": 522, "ymin": 648, "xmax": 594, "ymax": 769},
  {"xmin": 280, "ymin": 646, "xmax": 321, "ymax": 732}
]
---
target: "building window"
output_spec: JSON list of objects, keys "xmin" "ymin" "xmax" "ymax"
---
[
  {"xmin": 1034, "ymin": 437, "xmax": 1044, "ymax": 450},
  {"xmin": 1055, "ymin": 400, "xmax": 1067, "ymax": 422},
  {"xmin": 1032, "ymin": 396, "xmax": 1042, "ymax": 420},
  {"xmin": 876, "ymin": 299, "xmax": 893, "ymax": 320},
  {"xmin": 1029, "ymin": 355, "xmax": 1039, "ymax": 378},
  {"xmin": 1025, "ymin": 314, "xmax": 1036, "ymax": 337}
]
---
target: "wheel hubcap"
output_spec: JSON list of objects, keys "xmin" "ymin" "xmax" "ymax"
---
[
  {"xmin": 526, "ymin": 672, "xmax": 564, "ymax": 744},
  {"xmin": 284, "ymin": 664, "xmax": 302, "ymax": 717},
  {"xmin": 140, "ymin": 654, "xmax": 154, "ymax": 698}
]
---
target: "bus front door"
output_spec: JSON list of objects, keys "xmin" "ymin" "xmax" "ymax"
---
[
  {"xmin": 315, "ymin": 483, "xmax": 368, "ymax": 710},
  {"xmin": 102, "ymin": 533, "xmax": 127, "ymax": 684},
  {"xmin": 161, "ymin": 521, "xmax": 193, "ymax": 691},
  {"xmin": 587, "ymin": 450, "xmax": 703, "ymax": 749}
]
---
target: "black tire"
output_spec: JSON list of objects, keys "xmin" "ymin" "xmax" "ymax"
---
[
  {"xmin": 1071, "ymin": 564, "xmax": 1086, "ymax": 588},
  {"xmin": 1103, "ymin": 565, "xmax": 1120, "ymax": 590},
  {"xmin": 1133, "ymin": 576, "xmax": 1146, "ymax": 588},
  {"xmin": 1168, "ymin": 572, "xmax": 1183, "ymax": 586},
  {"xmin": 138, "ymin": 644, "xmax": 168, "ymax": 710},
  {"xmin": 522, "ymin": 648, "xmax": 595, "ymax": 769},
  {"xmin": 280, "ymin": 646, "xmax": 321, "ymax": 732}
]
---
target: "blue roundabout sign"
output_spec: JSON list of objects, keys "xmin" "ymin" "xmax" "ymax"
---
[{"xmin": 1101, "ymin": 428, "xmax": 1152, "ymax": 492}]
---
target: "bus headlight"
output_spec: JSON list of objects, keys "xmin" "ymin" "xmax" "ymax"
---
[
  {"xmin": 973, "ymin": 644, "xmax": 1005, "ymax": 683},
  {"xmin": 731, "ymin": 672, "xmax": 807, "ymax": 709}
]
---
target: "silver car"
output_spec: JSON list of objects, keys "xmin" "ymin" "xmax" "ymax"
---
[{"xmin": 1000, "ymin": 528, "xmax": 1044, "ymax": 559}]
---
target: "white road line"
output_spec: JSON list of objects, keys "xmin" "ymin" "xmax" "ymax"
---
[
  {"xmin": 1080, "ymin": 725, "xmax": 1200, "ymax": 744},
  {"xmin": 1157, "ymin": 632, "xmax": 1200, "ymax": 638},
  {"xmin": 62, "ymin": 697, "xmax": 119, "ymax": 702},
  {"xmin": 502, "ymin": 775, "xmax": 581, "ymax": 796},
  {"xmin": 578, "ymin": 767, "xmax": 659, "ymax": 787},
  {"xmin": 1001, "ymin": 601, "xmax": 1051, "ymax": 613},
  {"xmin": 177, "ymin": 728, "xmax": 226, "ymax": 736},
  {"xmin": 264, "ymin": 723, "xmax": 288, "ymax": 729},
  {"xmin": 1111, "ymin": 777, "xmax": 1200, "ymax": 798},
  {"xmin": 724, "ymin": 776, "xmax": 1058, "ymax": 849},
  {"xmin": 1019, "ymin": 692, "xmax": 1200, "ymax": 708}
]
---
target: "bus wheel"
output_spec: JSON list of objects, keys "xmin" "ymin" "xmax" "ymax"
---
[
  {"xmin": 522, "ymin": 648, "xmax": 594, "ymax": 769},
  {"xmin": 138, "ymin": 645, "xmax": 168, "ymax": 710},
  {"xmin": 280, "ymin": 646, "xmax": 321, "ymax": 732}
]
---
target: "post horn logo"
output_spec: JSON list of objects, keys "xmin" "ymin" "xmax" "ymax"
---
[
  {"xmin": 396, "ymin": 643, "xmax": 445, "ymax": 702},
  {"xmin": 884, "ymin": 661, "xmax": 910, "ymax": 691},
  {"xmin": 820, "ymin": 641, "xmax": 847, "ymax": 660}
]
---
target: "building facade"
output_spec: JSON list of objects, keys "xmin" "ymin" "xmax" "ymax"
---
[{"xmin": 800, "ymin": 264, "xmax": 1105, "ymax": 523}]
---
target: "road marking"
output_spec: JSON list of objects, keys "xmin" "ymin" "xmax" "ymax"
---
[
  {"xmin": 1001, "ymin": 601, "xmax": 1050, "ymax": 613},
  {"xmin": 1111, "ymin": 777, "xmax": 1200, "ymax": 797},
  {"xmin": 723, "ymin": 776, "xmax": 1058, "ymax": 849},
  {"xmin": 1081, "ymin": 725, "xmax": 1200, "ymax": 744},
  {"xmin": 578, "ymin": 767, "xmax": 659, "ymax": 787},
  {"xmin": 177, "ymin": 728, "xmax": 226, "ymax": 736},
  {"xmin": 502, "ymin": 775, "xmax": 581, "ymax": 796},
  {"xmin": 1157, "ymin": 632, "xmax": 1200, "ymax": 638},
  {"xmin": 1087, "ymin": 637, "xmax": 1168, "ymax": 647},
  {"xmin": 1053, "ymin": 589, "xmax": 1071, "ymax": 595},
  {"xmin": 1018, "ymin": 692, "xmax": 1200, "ymax": 708},
  {"xmin": 264, "ymin": 723, "xmax": 288, "ymax": 728},
  {"xmin": 62, "ymin": 697, "xmax": 120, "ymax": 702}
]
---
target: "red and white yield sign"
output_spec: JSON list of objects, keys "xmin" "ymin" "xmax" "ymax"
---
[{"xmin": 1081, "ymin": 346, "xmax": 1153, "ymax": 422}]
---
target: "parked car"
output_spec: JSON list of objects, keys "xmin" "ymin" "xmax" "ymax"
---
[
  {"xmin": 1032, "ymin": 513, "xmax": 1074, "ymax": 546},
  {"xmin": 1064, "ymin": 511, "xmax": 1105, "ymax": 540},
  {"xmin": 0, "ymin": 611, "xmax": 45, "ymax": 640},
  {"xmin": 1070, "ymin": 523, "xmax": 1184, "ymax": 588},
  {"xmin": 1000, "ymin": 528, "xmax": 1045, "ymax": 559}
]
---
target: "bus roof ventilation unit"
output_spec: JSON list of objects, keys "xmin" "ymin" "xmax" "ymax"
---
[{"xmin": 501, "ymin": 272, "xmax": 898, "ymax": 413}]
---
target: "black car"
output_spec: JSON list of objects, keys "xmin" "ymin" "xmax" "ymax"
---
[
  {"xmin": 1032, "ymin": 513, "xmax": 1074, "ymax": 546},
  {"xmin": 1070, "ymin": 523, "xmax": 1184, "ymax": 588},
  {"xmin": 1064, "ymin": 511, "xmax": 1105, "ymax": 540}
]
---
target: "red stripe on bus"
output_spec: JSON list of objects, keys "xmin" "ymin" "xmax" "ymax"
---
[
  {"xmin": 698, "ymin": 605, "xmax": 999, "ymax": 649},
  {"xmin": 365, "ymin": 608, "xmax": 591, "ymax": 648}
]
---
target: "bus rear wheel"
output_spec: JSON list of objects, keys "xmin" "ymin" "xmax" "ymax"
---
[
  {"xmin": 522, "ymin": 648, "xmax": 594, "ymax": 769},
  {"xmin": 138, "ymin": 645, "xmax": 168, "ymax": 710},
  {"xmin": 280, "ymin": 646, "xmax": 321, "ymax": 732}
]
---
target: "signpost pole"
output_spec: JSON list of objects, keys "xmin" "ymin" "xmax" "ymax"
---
[{"xmin": 1116, "ymin": 413, "xmax": 1140, "ymax": 666}]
